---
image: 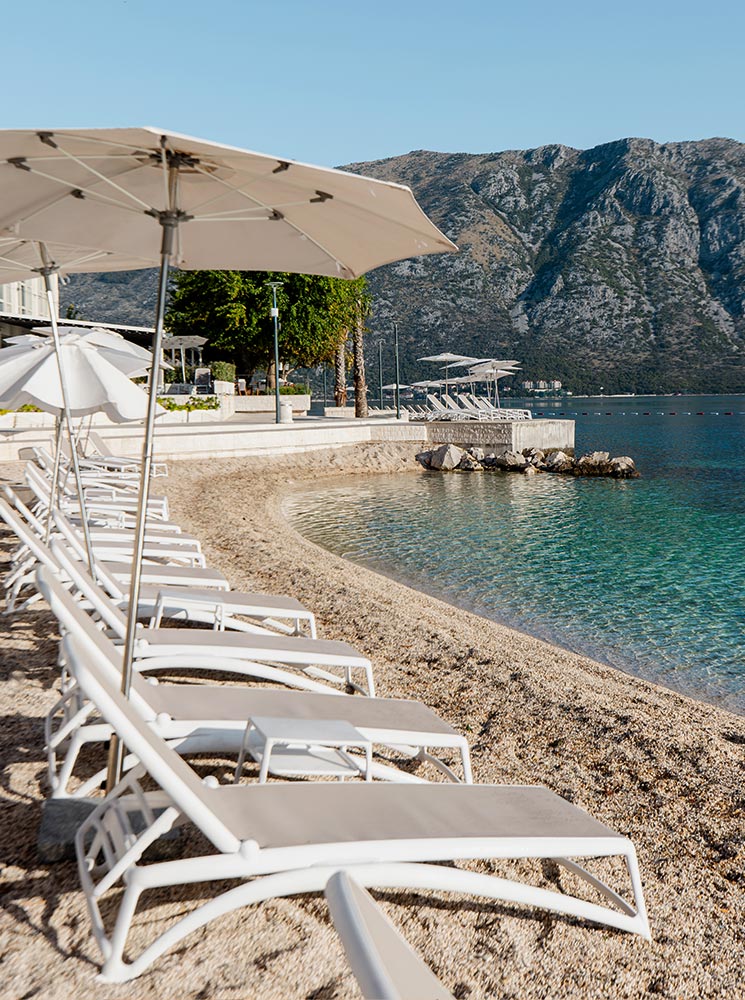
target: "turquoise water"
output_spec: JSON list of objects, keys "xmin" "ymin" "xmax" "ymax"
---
[{"xmin": 284, "ymin": 395, "xmax": 745, "ymax": 714}]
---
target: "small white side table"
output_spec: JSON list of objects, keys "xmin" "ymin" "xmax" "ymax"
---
[{"xmin": 234, "ymin": 715, "xmax": 374, "ymax": 783}]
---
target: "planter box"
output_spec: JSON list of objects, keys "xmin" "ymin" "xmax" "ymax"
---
[{"xmin": 234, "ymin": 394, "xmax": 310, "ymax": 415}]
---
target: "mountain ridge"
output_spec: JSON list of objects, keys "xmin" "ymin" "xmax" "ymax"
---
[{"xmin": 61, "ymin": 136, "xmax": 745, "ymax": 393}]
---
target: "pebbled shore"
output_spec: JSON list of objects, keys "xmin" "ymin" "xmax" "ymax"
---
[{"xmin": 1, "ymin": 443, "xmax": 744, "ymax": 1000}]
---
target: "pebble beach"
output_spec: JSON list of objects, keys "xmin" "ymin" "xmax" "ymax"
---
[{"xmin": 1, "ymin": 443, "xmax": 744, "ymax": 999}]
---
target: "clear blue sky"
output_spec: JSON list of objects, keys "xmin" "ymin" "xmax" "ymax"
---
[{"xmin": 6, "ymin": 0, "xmax": 744, "ymax": 166}]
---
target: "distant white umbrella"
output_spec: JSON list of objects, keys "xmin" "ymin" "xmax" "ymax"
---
[
  {"xmin": 468, "ymin": 366, "xmax": 521, "ymax": 409},
  {"xmin": 451, "ymin": 357, "xmax": 519, "ymax": 369},
  {"xmin": 418, "ymin": 353, "xmax": 476, "ymax": 364},
  {"xmin": 382, "ymin": 383, "xmax": 410, "ymax": 391},
  {"xmin": 419, "ymin": 353, "xmax": 477, "ymax": 393}
]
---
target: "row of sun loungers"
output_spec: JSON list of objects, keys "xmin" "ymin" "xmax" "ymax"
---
[
  {"xmin": 0, "ymin": 445, "xmax": 650, "ymax": 990},
  {"xmin": 406, "ymin": 392, "xmax": 532, "ymax": 421}
]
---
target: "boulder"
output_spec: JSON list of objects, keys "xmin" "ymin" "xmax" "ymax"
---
[
  {"xmin": 574, "ymin": 451, "xmax": 612, "ymax": 475},
  {"xmin": 495, "ymin": 450, "xmax": 528, "ymax": 470},
  {"xmin": 429, "ymin": 443, "xmax": 464, "ymax": 471},
  {"xmin": 523, "ymin": 464, "xmax": 539, "ymax": 476},
  {"xmin": 467, "ymin": 447, "xmax": 485, "ymax": 462},
  {"xmin": 482, "ymin": 452, "xmax": 498, "ymax": 467},
  {"xmin": 544, "ymin": 450, "xmax": 573, "ymax": 473},
  {"xmin": 528, "ymin": 449, "xmax": 545, "ymax": 465},
  {"xmin": 459, "ymin": 453, "xmax": 483, "ymax": 471},
  {"xmin": 415, "ymin": 450, "xmax": 433, "ymax": 469},
  {"xmin": 609, "ymin": 456, "xmax": 639, "ymax": 478}
]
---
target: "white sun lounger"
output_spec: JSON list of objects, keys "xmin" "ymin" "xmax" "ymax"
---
[
  {"xmin": 326, "ymin": 871, "xmax": 454, "ymax": 1000},
  {"xmin": 47, "ymin": 509, "xmax": 207, "ymax": 567},
  {"xmin": 39, "ymin": 569, "xmax": 470, "ymax": 796},
  {"xmin": 49, "ymin": 537, "xmax": 375, "ymax": 695},
  {"xmin": 60, "ymin": 628, "xmax": 650, "ymax": 983},
  {"xmin": 25, "ymin": 461, "xmax": 171, "ymax": 523},
  {"xmin": 81, "ymin": 430, "xmax": 169, "ymax": 478},
  {"xmin": 0, "ymin": 496, "xmax": 318, "ymax": 643},
  {"xmin": 51, "ymin": 510, "xmax": 231, "ymax": 590}
]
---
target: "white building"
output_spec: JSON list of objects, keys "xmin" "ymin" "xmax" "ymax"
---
[{"xmin": 0, "ymin": 275, "xmax": 59, "ymax": 341}]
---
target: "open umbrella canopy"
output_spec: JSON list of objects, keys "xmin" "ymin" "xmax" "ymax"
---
[
  {"xmin": 411, "ymin": 380, "xmax": 443, "ymax": 388},
  {"xmin": 0, "ymin": 328, "xmax": 158, "ymax": 422},
  {"xmin": 0, "ymin": 128, "xmax": 457, "ymax": 280},
  {"xmin": 382, "ymin": 383, "xmax": 410, "ymax": 391},
  {"xmin": 418, "ymin": 353, "xmax": 475, "ymax": 364},
  {"xmin": 451, "ymin": 357, "xmax": 519, "ymax": 370},
  {"xmin": 0, "ymin": 236, "xmax": 157, "ymax": 286}
]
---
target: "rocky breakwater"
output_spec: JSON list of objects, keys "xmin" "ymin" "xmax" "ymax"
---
[{"xmin": 417, "ymin": 445, "xmax": 639, "ymax": 479}]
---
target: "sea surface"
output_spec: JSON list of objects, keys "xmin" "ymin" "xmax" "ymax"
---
[{"xmin": 284, "ymin": 395, "xmax": 745, "ymax": 714}]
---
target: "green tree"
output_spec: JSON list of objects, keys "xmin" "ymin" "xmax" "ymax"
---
[{"xmin": 167, "ymin": 270, "xmax": 368, "ymax": 380}]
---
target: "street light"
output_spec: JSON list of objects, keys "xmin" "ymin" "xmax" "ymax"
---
[
  {"xmin": 266, "ymin": 281, "xmax": 283, "ymax": 423},
  {"xmin": 394, "ymin": 321, "xmax": 401, "ymax": 419},
  {"xmin": 378, "ymin": 338, "xmax": 384, "ymax": 410}
]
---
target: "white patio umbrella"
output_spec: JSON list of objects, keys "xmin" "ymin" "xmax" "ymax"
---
[
  {"xmin": 0, "ymin": 329, "xmax": 155, "ymax": 418},
  {"xmin": 418, "ymin": 352, "xmax": 477, "ymax": 394},
  {"xmin": 0, "ymin": 125, "xmax": 457, "ymax": 786},
  {"xmin": 0, "ymin": 327, "xmax": 160, "ymax": 557},
  {"xmin": 468, "ymin": 364, "xmax": 521, "ymax": 409}
]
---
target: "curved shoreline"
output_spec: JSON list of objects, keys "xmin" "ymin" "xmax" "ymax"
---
[
  {"xmin": 1, "ymin": 444, "xmax": 743, "ymax": 999},
  {"xmin": 160, "ymin": 447, "xmax": 745, "ymax": 998}
]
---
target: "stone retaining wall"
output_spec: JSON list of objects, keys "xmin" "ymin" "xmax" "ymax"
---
[{"xmin": 426, "ymin": 418, "xmax": 574, "ymax": 455}]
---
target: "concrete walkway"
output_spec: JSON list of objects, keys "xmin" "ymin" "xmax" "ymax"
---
[{"xmin": 0, "ymin": 413, "xmax": 574, "ymax": 463}]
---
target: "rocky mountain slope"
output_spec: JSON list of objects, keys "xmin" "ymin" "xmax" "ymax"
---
[{"xmin": 62, "ymin": 137, "xmax": 745, "ymax": 393}]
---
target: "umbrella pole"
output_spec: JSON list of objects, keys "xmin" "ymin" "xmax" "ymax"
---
[
  {"xmin": 38, "ymin": 260, "xmax": 97, "ymax": 574},
  {"xmin": 45, "ymin": 415, "xmax": 63, "ymax": 544},
  {"xmin": 107, "ymin": 206, "xmax": 178, "ymax": 792}
]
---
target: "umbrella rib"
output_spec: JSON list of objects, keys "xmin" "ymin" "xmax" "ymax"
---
[
  {"xmin": 41, "ymin": 139, "xmax": 154, "ymax": 211},
  {"xmin": 8, "ymin": 164, "xmax": 148, "ymax": 228},
  {"xmin": 184, "ymin": 163, "xmax": 347, "ymax": 274},
  {"xmin": 188, "ymin": 162, "xmax": 282, "ymax": 214},
  {"xmin": 194, "ymin": 199, "xmax": 321, "ymax": 220}
]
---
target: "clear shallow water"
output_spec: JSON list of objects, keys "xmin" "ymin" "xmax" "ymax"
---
[{"xmin": 285, "ymin": 395, "xmax": 745, "ymax": 714}]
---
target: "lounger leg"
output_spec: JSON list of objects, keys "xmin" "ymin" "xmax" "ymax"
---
[{"xmin": 94, "ymin": 854, "xmax": 650, "ymax": 983}]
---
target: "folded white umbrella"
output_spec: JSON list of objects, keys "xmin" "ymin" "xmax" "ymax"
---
[{"xmin": 0, "ymin": 330, "xmax": 157, "ymax": 422}]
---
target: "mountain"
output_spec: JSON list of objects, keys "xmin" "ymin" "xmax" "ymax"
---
[{"xmin": 61, "ymin": 137, "xmax": 745, "ymax": 394}]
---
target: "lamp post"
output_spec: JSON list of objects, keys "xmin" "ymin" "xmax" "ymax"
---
[
  {"xmin": 266, "ymin": 281, "xmax": 283, "ymax": 423},
  {"xmin": 378, "ymin": 339, "xmax": 384, "ymax": 411},
  {"xmin": 394, "ymin": 321, "xmax": 401, "ymax": 419}
]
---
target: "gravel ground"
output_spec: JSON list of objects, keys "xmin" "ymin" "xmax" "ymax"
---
[{"xmin": 1, "ymin": 444, "xmax": 743, "ymax": 999}]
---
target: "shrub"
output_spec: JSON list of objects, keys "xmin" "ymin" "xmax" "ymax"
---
[
  {"xmin": 279, "ymin": 383, "xmax": 310, "ymax": 395},
  {"xmin": 156, "ymin": 395, "xmax": 220, "ymax": 411},
  {"xmin": 210, "ymin": 361, "xmax": 236, "ymax": 384}
]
